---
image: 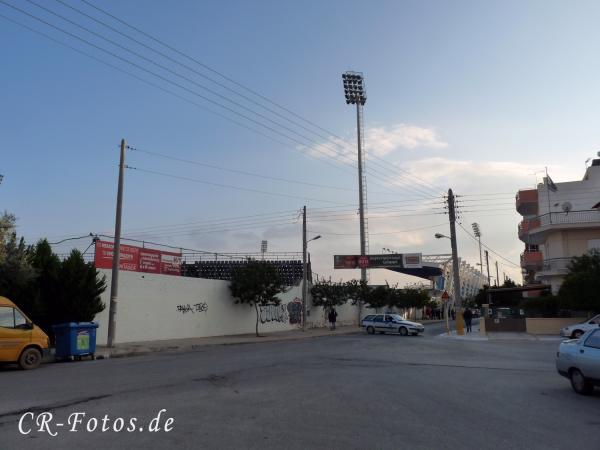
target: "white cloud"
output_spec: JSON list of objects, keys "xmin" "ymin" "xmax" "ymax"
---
[
  {"xmin": 365, "ymin": 124, "xmax": 448, "ymax": 156},
  {"xmin": 304, "ymin": 123, "xmax": 447, "ymax": 161}
]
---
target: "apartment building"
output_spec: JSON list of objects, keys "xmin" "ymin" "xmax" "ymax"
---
[{"xmin": 516, "ymin": 158, "xmax": 600, "ymax": 294}]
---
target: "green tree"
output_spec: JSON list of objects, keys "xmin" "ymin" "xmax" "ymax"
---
[
  {"xmin": 229, "ymin": 260, "xmax": 287, "ymax": 336},
  {"xmin": 56, "ymin": 249, "xmax": 106, "ymax": 323},
  {"xmin": 345, "ymin": 279, "xmax": 371, "ymax": 306},
  {"xmin": 364, "ymin": 285, "xmax": 393, "ymax": 310},
  {"xmin": 0, "ymin": 233, "xmax": 37, "ymax": 313},
  {"xmin": 310, "ymin": 280, "xmax": 348, "ymax": 311},
  {"xmin": 558, "ymin": 251, "xmax": 600, "ymax": 313}
]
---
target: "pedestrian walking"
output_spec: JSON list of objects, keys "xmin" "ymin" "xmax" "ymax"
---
[
  {"xmin": 328, "ymin": 308, "xmax": 338, "ymax": 331},
  {"xmin": 463, "ymin": 308, "xmax": 473, "ymax": 333}
]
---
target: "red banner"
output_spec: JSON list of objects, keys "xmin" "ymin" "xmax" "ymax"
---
[{"xmin": 94, "ymin": 240, "xmax": 181, "ymax": 276}]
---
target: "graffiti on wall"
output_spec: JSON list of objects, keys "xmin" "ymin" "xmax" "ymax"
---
[
  {"xmin": 176, "ymin": 302, "xmax": 208, "ymax": 314},
  {"xmin": 287, "ymin": 298, "xmax": 303, "ymax": 325},
  {"xmin": 259, "ymin": 304, "xmax": 287, "ymax": 323}
]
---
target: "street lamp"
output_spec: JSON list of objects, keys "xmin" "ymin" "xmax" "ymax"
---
[
  {"xmin": 302, "ymin": 231, "xmax": 321, "ymax": 332},
  {"xmin": 342, "ymin": 71, "xmax": 368, "ymax": 324},
  {"xmin": 435, "ymin": 233, "xmax": 450, "ymax": 239}
]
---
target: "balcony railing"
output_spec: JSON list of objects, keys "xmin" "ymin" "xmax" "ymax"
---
[
  {"xmin": 539, "ymin": 257, "xmax": 573, "ymax": 275},
  {"xmin": 520, "ymin": 251, "xmax": 543, "ymax": 269},
  {"xmin": 538, "ymin": 210, "xmax": 600, "ymax": 227},
  {"xmin": 516, "ymin": 189, "xmax": 538, "ymax": 215},
  {"xmin": 518, "ymin": 218, "xmax": 541, "ymax": 239}
]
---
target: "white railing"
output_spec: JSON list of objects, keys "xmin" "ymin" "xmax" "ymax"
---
[
  {"xmin": 539, "ymin": 210, "xmax": 600, "ymax": 227},
  {"xmin": 540, "ymin": 257, "xmax": 573, "ymax": 274}
]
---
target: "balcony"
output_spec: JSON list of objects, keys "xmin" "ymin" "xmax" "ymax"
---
[
  {"xmin": 516, "ymin": 189, "xmax": 538, "ymax": 216},
  {"xmin": 520, "ymin": 251, "xmax": 543, "ymax": 270},
  {"xmin": 535, "ymin": 257, "xmax": 573, "ymax": 279},
  {"xmin": 519, "ymin": 209, "xmax": 600, "ymax": 245},
  {"xmin": 518, "ymin": 218, "xmax": 541, "ymax": 242}
]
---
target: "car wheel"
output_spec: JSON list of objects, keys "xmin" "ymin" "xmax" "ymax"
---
[
  {"xmin": 399, "ymin": 326, "xmax": 408, "ymax": 336},
  {"xmin": 572, "ymin": 330, "xmax": 584, "ymax": 339},
  {"xmin": 366, "ymin": 326, "xmax": 375, "ymax": 335},
  {"xmin": 570, "ymin": 369, "xmax": 593, "ymax": 395},
  {"xmin": 18, "ymin": 347, "xmax": 42, "ymax": 370}
]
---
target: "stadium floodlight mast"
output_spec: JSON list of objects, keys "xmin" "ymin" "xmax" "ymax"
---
[
  {"xmin": 471, "ymin": 223, "xmax": 484, "ymax": 282},
  {"xmin": 342, "ymin": 71, "xmax": 368, "ymax": 322}
]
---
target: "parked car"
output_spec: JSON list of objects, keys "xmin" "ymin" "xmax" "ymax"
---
[
  {"xmin": 556, "ymin": 328, "xmax": 600, "ymax": 395},
  {"xmin": 0, "ymin": 296, "xmax": 50, "ymax": 370},
  {"xmin": 361, "ymin": 314, "xmax": 425, "ymax": 336},
  {"xmin": 559, "ymin": 314, "xmax": 600, "ymax": 339}
]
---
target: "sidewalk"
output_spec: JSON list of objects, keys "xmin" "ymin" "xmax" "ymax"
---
[
  {"xmin": 95, "ymin": 319, "xmax": 446, "ymax": 359},
  {"xmin": 96, "ymin": 325, "xmax": 363, "ymax": 359},
  {"xmin": 437, "ymin": 329, "xmax": 564, "ymax": 342}
]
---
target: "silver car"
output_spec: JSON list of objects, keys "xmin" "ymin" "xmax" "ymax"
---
[
  {"xmin": 556, "ymin": 328, "xmax": 600, "ymax": 395},
  {"xmin": 361, "ymin": 314, "xmax": 425, "ymax": 336}
]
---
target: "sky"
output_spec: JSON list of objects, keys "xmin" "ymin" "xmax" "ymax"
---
[{"xmin": 1, "ymin": 0, "xmax": 600, "ymax": 287}]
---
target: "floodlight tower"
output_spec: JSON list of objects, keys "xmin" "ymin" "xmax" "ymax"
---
[
  {"xmin": 471, "ymin": 223, "xmax": 483, "ymax": 283},
  {"xmin": 342, "ymin": 71, "xmax": 368, "ymax": 289}
]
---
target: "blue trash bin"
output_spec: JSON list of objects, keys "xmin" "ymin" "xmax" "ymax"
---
[{"xmin": 53, "ymin": 322, "xmax": 98, "ymax": 361}]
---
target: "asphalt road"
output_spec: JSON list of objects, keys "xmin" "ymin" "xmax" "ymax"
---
[{"xmin": 0, "ymin": 330, "xmax": 597, "ymax": 450}]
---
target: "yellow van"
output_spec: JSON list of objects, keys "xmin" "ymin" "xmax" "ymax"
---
[{"xmin": 0, "ymin": 296, "xmax": 50, "ymax": 369}]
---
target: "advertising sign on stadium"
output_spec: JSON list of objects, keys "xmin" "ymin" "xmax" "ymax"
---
[
  {"xmin": 94, "ymin": 240, "xmax": 181, "ymax": 276},
  {"xmin": 334, "ymin": 253, "xmax": 422, "ymax": 269}
]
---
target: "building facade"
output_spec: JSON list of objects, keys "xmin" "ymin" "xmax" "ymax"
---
[{"xmin": 516, "ymin": 159, "xmax": 600, "ymax": 294}]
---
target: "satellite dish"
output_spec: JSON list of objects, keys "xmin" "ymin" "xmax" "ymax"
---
[{"xmin": 561, "ymin": 201, "xmax": 573, "ymax": 214}]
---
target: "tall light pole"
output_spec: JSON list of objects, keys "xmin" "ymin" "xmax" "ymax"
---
[
  {"xmin": 342, "ymin": 71, "xmax": 368, "ymax": 323},
  {"xmin": 471, "ymin": 223, "xmax": 483, "ymax": 282},
  {"xmin": 302, "ymin": 205, "xmax": 321, "ymax": 331}
]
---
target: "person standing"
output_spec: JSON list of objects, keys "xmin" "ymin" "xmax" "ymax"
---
[
  {"xmin": 328, "ymin": 308, "xmax": 338, "ymax": 330},
  {"xmin": 463, "ymin": 308, "xmax": 473, "ymax": 333}
]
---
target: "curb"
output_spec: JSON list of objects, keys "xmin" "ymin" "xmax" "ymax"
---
[{"xmin": 95, "ymin": 328, "xmax": 363, "ymax": 360}]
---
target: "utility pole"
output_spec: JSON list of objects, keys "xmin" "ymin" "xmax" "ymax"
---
[
  {"xmin": 107, "ymin": 139, "xmax": 126, "ymax": 348},
  {"xmin": 302, "ymin": 206, "xmax": 307, "ymax": 332},
  {"xmin": 485, "ymin": 250, "xmax": 491, "ymax": 287},
  {"xmin": 495, "ymin": 261, "xmax": 500, "ymax": 287},
  {"xmin": 447, "ymin": 189, "xmax": 464, "ymax": 335}
]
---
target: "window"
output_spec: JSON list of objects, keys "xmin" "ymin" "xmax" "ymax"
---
[
  {"xmin": 363, "ymin": 315, "xmax": 375, "ymax": 321},
  {"xmin": 0, "ymin": 306, "xmax": 15, "ymax": 328},
  {"xmin": 14, "ymin": 309, "xmax": 28, "ymax": 328},
  {"xmin": 373, "ymin": 315, "xmax": 383, "ymax": 323},
  {"xmin": 584, "ymin": 330, "xmax": 600, "ymax": 350}
]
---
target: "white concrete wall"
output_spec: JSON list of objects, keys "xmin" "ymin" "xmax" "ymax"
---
[{"xmin": 94, "ymin": 270, "xmax": 367, "ymax": 345}]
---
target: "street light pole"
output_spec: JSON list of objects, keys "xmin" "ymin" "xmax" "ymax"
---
[
  {"xmin": 302, "ymin": 206, "xmax": 307, "ymax": 331},
  {"xmin": 301, "ymin": 205, "xmax": 320, "ymax": 332}
]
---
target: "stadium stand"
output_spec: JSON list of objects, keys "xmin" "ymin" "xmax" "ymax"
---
[{"xmin": 181, "ymin": 259, "xmax": 305, "ymax": 286}]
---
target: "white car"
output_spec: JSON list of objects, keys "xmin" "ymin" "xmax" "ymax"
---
[
  {"xmin": 559, "ymin": 314, "xmax": 600, "ymax": 339},
  {"xmin": 361, "ymin": 314, "xmax": 425, "ymax": 336},
  {"xmin": 556, "ymin": 328, "xmax": 600, "ymax": 395}
]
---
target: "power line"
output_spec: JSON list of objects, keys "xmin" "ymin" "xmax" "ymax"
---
[
  {"xmin": 307, "ymin": 222, "xmax": 447, "ymax": 236},
  {"xmin": 124, "ymin": 164, "xmax": 349, "ymax": 205},
  {"xmin": 76, "ymin": 0, "xmax": 447, "ymax": 197},
  {"xmin": 456, "ymin": 222, "xmax": 520, "ymax": 268},
  {"xmin": 127, "ymin": 145, "xmax": 357, "ymax": 192},
  {"xmin": 5, "ymin": 3, "xmax": 435, "ymax": 200}
]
